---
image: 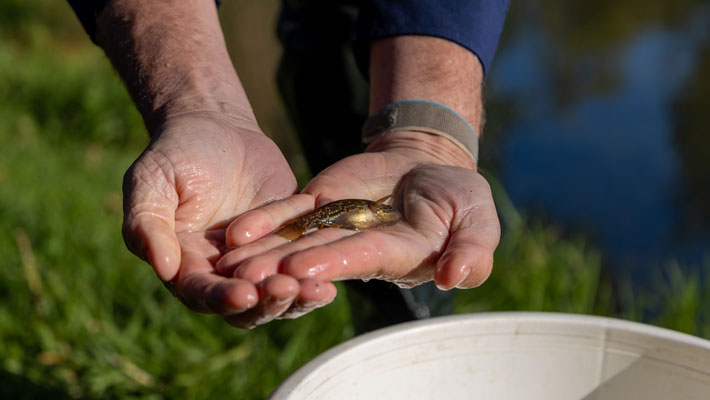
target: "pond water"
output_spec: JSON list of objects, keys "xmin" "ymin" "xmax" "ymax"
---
[{"xmin": 486, "ymin": 1, "xmax": 710, "ymax": 285}]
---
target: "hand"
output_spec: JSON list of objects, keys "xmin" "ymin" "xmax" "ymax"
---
[
  {"xmin": 216, "ymin": 131, "xmax": 500, "ymax": 294},
  {"xmin": 122, "ymin": 112, "xmax": 336, "ymax": 328},
  {"xmin": 214, "ymin": 36, "xmax": 497, "ymax": 299}
]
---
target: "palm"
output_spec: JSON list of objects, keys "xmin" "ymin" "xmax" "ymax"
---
[
  {"xmin": 302, "ymin": 152, "xmax": 412, "ymax": 203},
  {"xmin": 123, "ymin": 114, "xmax": 338, "ymax": 327},
  {"xmin": 309, "ymin": 153, "xmax": 497, "ymax": 285},
  {"xmin": 160, "ymin": 116, "xmax": 295, "ymax": 231}
]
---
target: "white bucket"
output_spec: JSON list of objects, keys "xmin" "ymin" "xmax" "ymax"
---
[{"xmin": 270, "ymin": 312, "xmax": 710, "ymax": 399}]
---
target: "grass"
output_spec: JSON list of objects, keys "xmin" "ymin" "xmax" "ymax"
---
[
  {"xmin": 455, "ymin": 179, "xmax": 612, "ymax": 317},
  {"xmin": 0, "ymin": 1, "xmax": 707, "ymax": 399}
]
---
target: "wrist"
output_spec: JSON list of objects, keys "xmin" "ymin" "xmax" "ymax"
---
[
  {"xmin": 153, "ymin": 109, "xmax": 265, "ymax": 144},
  {"xmin": 365, "ymin": 130, "xmax": 476, "ymax": 171},
  {"xmin": 148, "ymin": 90, "xmax": 257, "ymax": 134},
  {"xmin": 367, "ymin": 36, "xmax": 484, "ymax": 170},
  {"xmin": 95, "ymin": 0, "xmax": 256, "ymax": 133},
  {"xmin": 369, "ymin": 36, "xmax": 484, "ymax": 134}
]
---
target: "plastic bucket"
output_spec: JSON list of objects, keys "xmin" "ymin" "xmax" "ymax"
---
[{"xmin": 269, "ymin": 312, "xmax": 710, "ymax": 399}]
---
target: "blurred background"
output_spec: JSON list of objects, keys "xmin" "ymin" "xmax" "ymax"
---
[{"xmin": 0, "ymin": 0, "xmax": 708, "ymax": 398}]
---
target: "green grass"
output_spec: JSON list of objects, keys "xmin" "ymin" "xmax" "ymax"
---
[
  {"xmin": 0, "ymin": 1, "xmax": 708, "ymax": 399},
  {"xmin": 455, "ymin": 180, "xmax": 612, "ymax": 317}
]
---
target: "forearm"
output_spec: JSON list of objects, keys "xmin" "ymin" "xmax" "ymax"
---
[
  {"xmin": 95, "ymin": 0, "xmax": 254, "ymax": 132},
  {"xmin": 367, "ymin": 36, "xmax": 483, "ymax": 170}
]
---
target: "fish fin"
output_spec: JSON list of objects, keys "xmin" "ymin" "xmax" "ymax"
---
[
  {"xmin": 370, "ymin": 195, "xmax": 391, "ymax": 212},
  {"xmin": 374, "ymin": 195, "xmax": 391, "ymax": 205},
  {"xmin": 275, "ymin": 225, "xmax": 304, "ymax": 241}
]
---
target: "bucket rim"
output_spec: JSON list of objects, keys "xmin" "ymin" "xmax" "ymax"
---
[{"xmin": 269, "ymin": 311, "xmax": 710, "ymax": 398}]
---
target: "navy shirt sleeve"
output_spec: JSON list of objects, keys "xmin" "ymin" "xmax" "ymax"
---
[
  {"xmin": 67, "ymin": 0, "xmax": 110, "ymax": 43},
  {"xmin": 67, "ymin": 0, "xmax": 222, "ymax": 43},
  {"xmin": 354, "ymin": 0, "xmax": 510, "ymax": 77}
]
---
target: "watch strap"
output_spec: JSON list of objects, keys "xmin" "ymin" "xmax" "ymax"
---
[{"xmin": 362, "ymin": 100, "xmax": 479, "ymax": 163}]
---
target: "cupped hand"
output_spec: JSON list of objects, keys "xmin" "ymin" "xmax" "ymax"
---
[
  {"xmin": 217, "ymin": 132, "xmax": 501, "ymax": 293},
  {"xmin": 122, "ymin": 112, "xmax": 335, "ymax": 328}
]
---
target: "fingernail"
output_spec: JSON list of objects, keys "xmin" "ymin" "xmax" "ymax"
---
[
  {"xmin": 452, "ymin": 266, "xmax": 471, "ymax": 289},
  {"xmin": 244, "ymin": 292, "xmax": 258, "ymax": 309},
  {"xmin": 303, "ymin": 300, "xmax": 332, "ymax": 310},
  {"xmin": 272, "ymin": 297, "xmax": 294, "ymax": 307},
  {"xmin": 435, "ymin": 264, "xmax": 470, "ymax": 291},
  {"xmin": 263, "ymin": 293, "xmax": 297, "ymax": 308}
]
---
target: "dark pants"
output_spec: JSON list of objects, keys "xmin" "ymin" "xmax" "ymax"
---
[{"xmin": 277, "ymin": 0, "xmax": 455, "ymax": 334}]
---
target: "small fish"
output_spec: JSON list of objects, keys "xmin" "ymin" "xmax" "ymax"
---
[{"xmin": 275, "ymin": 196, "xmax": 401, "ymax": 241}]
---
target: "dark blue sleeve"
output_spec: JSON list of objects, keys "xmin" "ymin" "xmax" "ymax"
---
[
  {"xmin": 67, "ymin": 0, "xmax": 222, "ymax": 44},
  {"xmin": 67, "ymin": 0, "xmax": 110, "ymax": 43},
  {"xmin": 354, "ymin": 0, "xmax": 510, "ymax": 77}
]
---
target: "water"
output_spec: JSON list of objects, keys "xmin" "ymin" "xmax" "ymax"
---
[{"xmin": 485, "ymin": 1, "xmax": 710, "ymax": 284}]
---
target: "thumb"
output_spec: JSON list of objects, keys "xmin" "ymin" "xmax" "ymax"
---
[
  {"xmin": 122, "ymin": 164, "xmax": 181, "ymax": 281},
  {"xmin": 434, "ymin": 214, "xmax": 500, "ymax": 290}
]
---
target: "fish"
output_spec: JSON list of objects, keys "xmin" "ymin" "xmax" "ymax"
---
[{"xmin": 275, "ymin": 195, "xmax": 401, "ymax": 240}]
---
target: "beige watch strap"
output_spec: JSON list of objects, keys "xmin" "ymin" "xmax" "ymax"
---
[{"xmin": 362, "ymin": 100, "xmax": 479, "ymax": 163}]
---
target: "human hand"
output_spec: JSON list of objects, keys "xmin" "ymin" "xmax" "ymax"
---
[
  {"xmin": 216, "ymin": 131, "xmax": 500, "ymax": 294},
  {"xmin": 212, "ymin": 35, "xmax": 497, "ymax": 318},
  {"xmin": 122, "ymin": 112, "xmax": 336, "ymax": 328}
]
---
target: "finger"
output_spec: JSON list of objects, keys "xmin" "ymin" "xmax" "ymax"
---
[
  {"xmin": 123, "ymin": 212, "xmax": 181, "ymax": 282},
  {"xmin": 281, "ymin": 228, "xmax": 434, "ymax": 284},
  {"xmin": 279, "ymin": 279, "xmax": 337, "ymax": 320},
  {"xmin": 230, "ymin": 229, "xmax": 357, "ymax": 283},
  {"xmin": 174, "ymin": 251, "xmax": 258, "ymax": 314},
  {"xmin": 435, "ymin": 215, "xmax": 501, "ymax": 290},
  {"xmin": 122, "ymin": 164, "xmax": 180, "ymax": 281},
  {"xmin": 223, "ymin": 274, "xmax": 300, "ymax": 329},
  {"xmin": 215, "ymin": 234, "xmax": 290, "ymax": 276},
  {"xmin": 434, "ymin": 243, "xmax": 494, "ymax": 290},
  {"xmin": 225, "ymin": 194, "xmax": 315, "ymax": 247}
]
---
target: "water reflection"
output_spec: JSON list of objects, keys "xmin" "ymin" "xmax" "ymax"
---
[{"xmin": 487, "ymin": 1, "xmax": 710, "ymax": 283}]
